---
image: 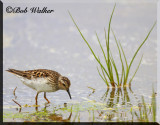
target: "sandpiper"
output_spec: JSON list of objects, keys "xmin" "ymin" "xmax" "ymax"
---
[{"xmin": 6, "ymin": 69, "xmax": 71, "ymax": 105}]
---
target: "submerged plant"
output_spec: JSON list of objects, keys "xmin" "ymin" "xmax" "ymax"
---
[
  {"xmin": 69, "ymin": 3, "xmax": 156, "ymax": 88},
  {"xmin": 133, "ymin": 88, "xmax": 156, "ymax": 122}
]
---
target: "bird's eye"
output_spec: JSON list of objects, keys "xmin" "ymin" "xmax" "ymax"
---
[{"xmin": 63, "ymin": 83, "xmax": 66, "ymax": 86}]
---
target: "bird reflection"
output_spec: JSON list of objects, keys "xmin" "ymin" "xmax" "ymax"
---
[{"xmin": 33, "ymin": 103, "xmax": 72, "ymax": 122}]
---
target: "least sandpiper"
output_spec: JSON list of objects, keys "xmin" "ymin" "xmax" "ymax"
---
[{"xmin": 6, "ymin": 69, "xmax": 71, "ymax": 105}]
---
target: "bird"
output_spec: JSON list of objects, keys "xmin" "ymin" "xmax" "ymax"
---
[{"xmin": 6, "ymin": 68, "xmax": 71, "ymax": 105}]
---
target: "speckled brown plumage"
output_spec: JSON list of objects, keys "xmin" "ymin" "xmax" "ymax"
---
[{"xmin": 6, "ymin": 69, "xmax": 61, "ymax": 80}]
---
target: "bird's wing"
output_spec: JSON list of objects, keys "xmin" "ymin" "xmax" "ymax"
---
[{"xmin": 6, "ymin": 69, "xmax": 61, "ymax": 81}]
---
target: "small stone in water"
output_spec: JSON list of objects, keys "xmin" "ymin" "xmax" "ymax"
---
[{"xmin": 64, "ymin": 103, "xmax": 67, "ymax": 107}]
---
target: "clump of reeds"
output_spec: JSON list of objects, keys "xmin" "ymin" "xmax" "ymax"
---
[{"xmin": 69, "ymin": 4, "xmax": 156, "ymax": 88}]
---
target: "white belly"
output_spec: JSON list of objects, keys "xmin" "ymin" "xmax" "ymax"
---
[{"xmin": 18, "ymin": 76, "xmax": 56, "ymax": 92}]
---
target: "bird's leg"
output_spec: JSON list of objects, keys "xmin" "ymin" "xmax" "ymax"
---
[
  {"xmin": 44, "ymin": 92, "xmax": 50, "ymax": 104},
  {"xmin": 35, "ymin": 92, "xmax": 39, "ymax": 105}
]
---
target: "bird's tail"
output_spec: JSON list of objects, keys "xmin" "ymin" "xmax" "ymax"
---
[{"xmin": 6, "ymin": 69, "xmax": 26, "ymax": 77}]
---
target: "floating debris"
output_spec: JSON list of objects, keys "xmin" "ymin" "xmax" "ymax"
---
[
  {"xmin": 88, "ymin": 86, "xmax": 96, "ymax": 97},
  {"xmin": 13, "ymin": 87, "xmax": 17, "ymax": 99},
  {"xmin": 88, "ymin": 86, "xmax": 95, "ymax": 91},
  {"xmin": 64, "ymin": 103, "xmax": 67, "ymax": 107}
]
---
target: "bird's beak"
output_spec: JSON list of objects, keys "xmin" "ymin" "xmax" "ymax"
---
[{"xmin": 67, "ymin": 89, "xmax": 72, "ymax": 99}]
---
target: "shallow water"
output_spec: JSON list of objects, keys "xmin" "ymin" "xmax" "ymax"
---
[{"xmin": 3, "ymin": 1, "xmax": 157, "ymax": 122}]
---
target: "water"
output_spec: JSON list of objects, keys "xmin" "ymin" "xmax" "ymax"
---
[{"xmin": 3, "ymin": 1, "xmax": 157, "ymax": 122}]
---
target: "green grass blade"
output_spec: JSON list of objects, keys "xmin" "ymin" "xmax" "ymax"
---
[
  {"xmin": 97, "ymin": 67, "xmax": 108, "ymax": 86},
  {"xmin": 68, "ymin": 11, "xmax": 111, "ymax": 81},
  {"xmin": 125, "ymin": 22, "xmax": 157, "ymax": 84},
  {"xmin": 100, "ymin": 66, "xmax": 110, "ymax": 87},
  {"xmin": 107, "ymin": 3, "xmax": 116, "ymax": 55},
  {"xmin": 100, "ymin": 66, "xmax": 108, "ymax": 83},
  {"xmin": 96, "ymin": 32, "xmax": 112, "ymax": 84},
  {"xmin": 96, "ymin": 32, "xmax": 108, "ymax": 69},
  {"xmin": 104, "ymin": 28, "xmax": 114, "ymax": 83},
  {"xmin": 97, "ymin": 57, "xmax": 111, "ymax": 81},
  {"xmin": 109, "ymin": 54, "xmax": 114, "ymax": 82},
  {"xmin": 105, "ymin": 28, "xmax": 114, "ymax": 82},
  {"xmin": 112, "ymin": 29, "xmax": 125, "ymax": 86},
  {"xmin": 97, "ymin": 57, "xmax": 110, "ymax": 86},
  {"xmin": 118, "ymin": 41, "xmax": 128, "ymax": 85},
  {"xmin": 129, "ymin": 55, "xmax": 143, "ymax": 85},
  {"xmin": 119, "ymin": 41, "xmax": 128, "ymax": 71},
  {"xmin": 104, "ymin": 28, "xmax": 108, "ymax": 49},
  {"xmin": 106, "ymin": 3, "xmax": 116, "ymax": 84},
  {"xmin": 110, "ymin": 51, "xmax": 119, "ymax": 85}
]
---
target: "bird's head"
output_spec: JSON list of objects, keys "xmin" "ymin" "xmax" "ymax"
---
[{"xmin": 58, "ymin": 76, "xmax": 71, "ymax": 99}]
